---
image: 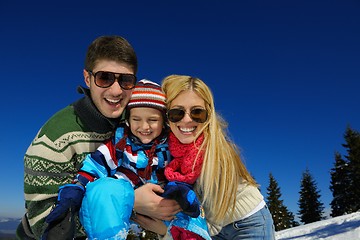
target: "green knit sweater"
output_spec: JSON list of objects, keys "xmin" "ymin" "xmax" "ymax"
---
[{"xmin": 17, "ymin": 87, "xmax": 122, "ymax": 239}]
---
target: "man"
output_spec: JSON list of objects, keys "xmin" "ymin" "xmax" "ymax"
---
[{"xmin": 17, "ymin": 35, "xmax": 179, "ymax": 240}]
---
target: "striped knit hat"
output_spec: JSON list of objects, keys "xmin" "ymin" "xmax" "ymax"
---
[{"xmin": 127, "ymin": 79, "xmax": 166, "ymax": 112}]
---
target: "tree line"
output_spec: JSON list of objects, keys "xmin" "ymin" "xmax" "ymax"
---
[{"xmin": 266, "ymin": 126, "xmax": 360, "ymax": 231}]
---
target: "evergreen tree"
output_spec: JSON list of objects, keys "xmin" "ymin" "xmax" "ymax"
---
[
  {"xmin": 288, "ymin": 211, "xmax": 299, "ymax": 228},
  {"xmin": 266, "ymin": 173, "xmax": 297, "ymax": 231},
  {"xmin": 342, "ymin": 127, "xmax": 360, "ymax": 212},
  {"xmin": 298, "ymin": 168, "xmax": 324, "ymax": 224},
  {"xmin": 329, "ymin": 151, "xmax": 351, "ymax": 217}
]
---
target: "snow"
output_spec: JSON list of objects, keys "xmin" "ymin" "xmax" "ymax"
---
[
  {"xmin": 276, "ymin": 212, "xmax": 360, "ymax": 239},
  {"xmin": 1, "ymin": 212, "xmax": 360, "ymax": 239}
]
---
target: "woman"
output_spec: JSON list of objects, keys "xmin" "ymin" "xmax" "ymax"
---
[{"xmin": 160, "ymin": 74, "xmax": 275, "ymax": 239}]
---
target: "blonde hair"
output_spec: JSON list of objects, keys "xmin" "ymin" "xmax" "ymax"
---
[{"xmin": 161, "ymin": 74, "xmax": 258, "ymax": 222}]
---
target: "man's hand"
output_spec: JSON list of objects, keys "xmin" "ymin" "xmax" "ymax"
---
[
  {"xmin": 133, "ymin": 214, "xmax": 167, "ymax": 235},
  {"xmin": 134, "ymin": 183, "xmax": 181, "ymax": 221}
]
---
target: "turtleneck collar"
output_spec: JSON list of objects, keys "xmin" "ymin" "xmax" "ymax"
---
[{"xmin": 72, "ymin": 86, "xmax": 124, "ymax": 133}]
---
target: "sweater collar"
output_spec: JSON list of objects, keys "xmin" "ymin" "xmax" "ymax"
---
[{"xmin": 72, "ymin": 86, "xmax": 124, "ymax": 133}]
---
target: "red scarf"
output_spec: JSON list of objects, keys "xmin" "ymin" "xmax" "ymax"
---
[{"xmin": 165, "ymin": 132, "xmax": 205, "ymax": 184}]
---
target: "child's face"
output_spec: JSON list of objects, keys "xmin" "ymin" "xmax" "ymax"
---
[{"xmin": 128, "ymin": 107, "xmax": 164, "ymax": 144}]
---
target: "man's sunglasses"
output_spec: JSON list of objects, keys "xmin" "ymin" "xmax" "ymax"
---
[
  {"xmin": 167, "ymin": 108, "xmax": 208, "ymax": 123},
  {"xmin": 88, "ymin": 71, "xmax": 137, "ymax": 90}
]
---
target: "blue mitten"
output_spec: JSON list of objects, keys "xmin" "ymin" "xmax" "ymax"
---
[
  {"xmin": 46, "ymin": 183, "xmax": 85, "ymax": 223},
  {"xmin": 163, "ymin": 181, "xmax": 200, "ymax": 218},
  {"xmin": 42, "ymin": 183, "xmax": 85, "ymax": 240}
]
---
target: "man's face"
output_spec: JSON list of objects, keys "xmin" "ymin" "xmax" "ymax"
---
[{"xmin": 84, "ymin": 60, "xmax": 134, "ymax": 118}]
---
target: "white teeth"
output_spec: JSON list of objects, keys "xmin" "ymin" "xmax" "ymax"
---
[
  {"xmin": 179, "ymin": 127, "xmax": 196, "ymax": 132},
  {"xmin": 140, "ymin": 132, "xmax": 151, "ymax": 135},
  {"xmin": 106, "ymin": 99, "xmax": 120, "ymax": 103}
]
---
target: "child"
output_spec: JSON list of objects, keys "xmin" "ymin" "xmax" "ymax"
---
[
  {"xmin": 77, "ymin": 79, "xmax": 171, "ymax": 239},
  {"xmin": 43, "ymin": 80, "xmax": 210, "ymax": 240}
]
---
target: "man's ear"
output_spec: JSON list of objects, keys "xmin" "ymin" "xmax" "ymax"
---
[{"xmin": 83, "ymin": 69, "xmax": 91, "ymax": 88}]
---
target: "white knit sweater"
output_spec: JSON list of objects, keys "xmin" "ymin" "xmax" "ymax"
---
[{"xmin": 205, "ymin": 183, "xmax": 264, "ymax": 236}]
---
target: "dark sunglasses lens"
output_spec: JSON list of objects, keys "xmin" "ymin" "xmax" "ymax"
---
[
  {"xmin": 120, "ymin": 74, "xmax": 137, "ymax": 90},
  {"xmin": 190, "ymin": 108, "xmax": 208, "ymax": 123},
  {"xmin": 167, "ymin": 109, "xmax": 185, "ymax": 123},
  {"xmin": 95, "ymin": 71, "xmax": 115, "ymax": 88}
]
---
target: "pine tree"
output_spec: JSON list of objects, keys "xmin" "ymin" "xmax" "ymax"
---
[
  {"xmin": 288, "ymin": 211, "xmax": 299, "ymax": 228},
  {"xmin": 298, "ymin": 168, "xmax": 324, "ymax": 224},
  {"xmin": 329, "ymin": 151, "xmax": 351, "ymax": 217},
  {"xmin": 342, "ymin": 127, "xmax": 360, "ymax": 212},
  {"xmin": 266, "ymin": 173, "xmax": 297, "ymax": 231}
]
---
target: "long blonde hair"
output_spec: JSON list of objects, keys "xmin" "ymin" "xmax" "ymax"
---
[{"xmin": 161, "ymin": 74, "xmax": 257, "ymax": 222}]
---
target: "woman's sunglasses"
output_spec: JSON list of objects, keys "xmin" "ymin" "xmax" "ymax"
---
[
  {"xmin": 88, "ymin": 70, "xmax": 137, "ymax": 90},
  {"xmin": 167, "ymin": 108, "xmax": 208, "ymax": 123}
]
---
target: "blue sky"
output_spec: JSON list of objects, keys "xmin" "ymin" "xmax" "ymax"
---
[{"xmin": 1, "ymin": 1, "xmax": 359, "ymax": 219}]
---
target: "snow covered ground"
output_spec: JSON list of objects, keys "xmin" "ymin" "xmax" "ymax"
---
[
  {"xmin": 276, "ymin": 212, "xmax": 360, "ymax": 239},
  {"xmin": 1, "ymin": 212, "xmax": 360, "ymax": 239}
]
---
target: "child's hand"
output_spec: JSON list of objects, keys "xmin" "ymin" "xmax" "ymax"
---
[
  {"xmin": 42, "ymin": 184, "xmax": 85, "ymax": 239},
  {"xmin": 163, "ymin": 181, "xmax": 200, "ymax": 217},
  {"xmin": 45, "ymin": 183, "xmax": 85, "ymax": 223}
]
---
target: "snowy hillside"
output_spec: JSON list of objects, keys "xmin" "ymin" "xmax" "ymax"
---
[
  {"xmin": 1, "ymin": 212, "xmax": 360, "ymax": 239},
  {"xmin": 276, "ymin": 212, "xmax": 360, "ymax": 239},
  {"xmin": 0, "ymin": 217, "xmax": 20, "ymax": 238}
]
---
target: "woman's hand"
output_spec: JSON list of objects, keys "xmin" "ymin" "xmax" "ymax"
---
[
  {"xmin": 132, "ymin": 214, "xmax": 167, "ymax": 235},
  {"xmin": 134, "ymin": 183, "xmax": 181, "ymax": 221}
]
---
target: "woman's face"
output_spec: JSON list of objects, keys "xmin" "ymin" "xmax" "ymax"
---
[{"xmin": 168, "ymin": 90, "xmax": 206, "ymax": 144}]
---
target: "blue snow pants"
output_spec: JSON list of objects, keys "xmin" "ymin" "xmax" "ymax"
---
[{"xmin": 79, "ymin": 177, "xmax": 134, "ymax": 240}]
